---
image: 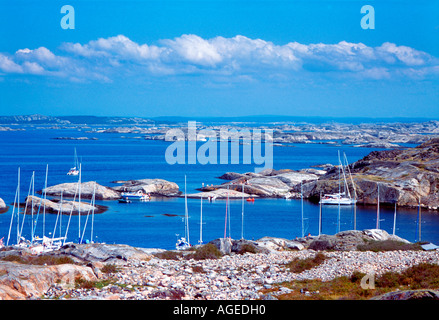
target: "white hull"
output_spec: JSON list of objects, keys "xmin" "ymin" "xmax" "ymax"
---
[
  {"xmin": 320, "ymin": 197, "xmax": 357, "ymax": 205},
  {"xmin": 320, "ymin": 193, "xmax": 356, "ymax": 205}
]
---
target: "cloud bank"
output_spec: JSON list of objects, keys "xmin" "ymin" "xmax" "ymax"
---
[{"xmin": 1, "ymin": 34, "xmax": 438, "ymax": 82}]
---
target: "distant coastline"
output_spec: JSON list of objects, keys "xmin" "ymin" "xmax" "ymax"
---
[{"xmin": 0, "ymin": 114, "xmax": 438, "ymax": 126}]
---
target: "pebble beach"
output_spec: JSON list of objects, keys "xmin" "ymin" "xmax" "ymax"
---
[{"xmin": 43, "ymin": 249, "xmax": 439, "ymax": 300}]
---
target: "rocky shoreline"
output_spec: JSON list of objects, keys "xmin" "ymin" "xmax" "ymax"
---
[{"xmin": 1, "ymin": 229, "xmax": 438, "ymax": 300}]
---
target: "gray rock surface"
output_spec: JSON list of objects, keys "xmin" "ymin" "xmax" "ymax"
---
[
  {"xmin": 42, "ymin": 181, "xmax": 120, "ymax": 200},
  {"xmin": 24, "ymin": 195, "xmax": 106, "ymax": 215},
  {"xmin": 111, "ymin": 179, "xmax": 180, "ymax": 197}
]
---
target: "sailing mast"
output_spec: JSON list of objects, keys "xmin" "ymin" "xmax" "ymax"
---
[
  {"xmin": 224, "ymin": 185, "xmax": 229, "ymax": 239},
  {"xmin": 319, "ymin": 191, "xmax": 323, "ymax": 236},
  {"xmin": 376, "ymin": 183, "xmax": 380, "ymax": 229},
  {"xmin": 184, "ymin": 175, "xmax": 190, "ymax": 245},
  {"xmin": 393, "ymin": 201, "xmax": 397, "ymax": 236},
  {"xmin": 7, "ymin": 168, "xmax": 20, "ymax": 246},
  {"xmin": 337, "ymin": 151, "xmax": 341, "ymax": 233},
  {"xmin": 199, "ymin": 195, "xmax": 203, "ymax": 245},
  {"xmin": 78, "ymin": 163, "xmax": 82, "ymax": 241},
  {"xmin": 241, "ymin": 183, "xmax": 244, "ymax": 240},
  {"xmin": 19, "ymin": 172, "xmax": 33, "ymax": 243},
  {"xmin": 415, "ymin": 197, "xmax": 421, "ymax": 242},
  {"xmin": 301, "ymin": 180, "xmax": 304, "ymax": 238},
  {"xmin": 42, "ymin": 164, "xmax": 48, "ymax": 239},
  {"xmin": 80, "ymin": 181, "xmax": 96, "ymax": 244}
]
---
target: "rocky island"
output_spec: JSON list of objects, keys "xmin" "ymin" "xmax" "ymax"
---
[{"xmin": 196, "ymin": 138, "xmax": 439, "ymax": 210}]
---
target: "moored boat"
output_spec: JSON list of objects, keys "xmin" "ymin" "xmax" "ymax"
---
[{"xmin": 119, "ymin": 190, "xmax": 150, "ymax": 202}]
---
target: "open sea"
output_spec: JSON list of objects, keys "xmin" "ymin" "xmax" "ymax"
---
[{"xmin": 0, "ymin": 126, "xmax": 438, "ymax": 250}]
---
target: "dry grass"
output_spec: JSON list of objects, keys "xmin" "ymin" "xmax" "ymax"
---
[{"xmin": 264, "ymin": 263, "xmax": 439, "ymax": 300}]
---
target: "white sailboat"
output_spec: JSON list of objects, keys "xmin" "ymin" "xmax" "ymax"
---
[
  {"xmin": 320, "ymin": 151, "xmax": 357, "ymax": 206},
  {"xmin": 198, "ymin": 195, "xmax": 203, "ymax": 245},
  {"xmin": 67, "ymin": 148, "xmax": 80, "ymax": 176},
  {"xmin": 176, "ymin": 175, "xmax": 191, "ymax": 250}
]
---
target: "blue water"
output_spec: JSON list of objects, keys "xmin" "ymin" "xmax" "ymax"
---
[{"xmin": 0, "ymin": 127, "xmax": 437, "ymax": 249}]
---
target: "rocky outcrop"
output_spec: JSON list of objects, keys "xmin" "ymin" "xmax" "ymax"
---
[
  {"xmin": 54, "ymin": 243, "xmax": 158, "ymax": 265},
  {"xmin": 186, "ymin": 188, "xmax": 253, "ymax": 199},
  {"xmin": 111, "ymin": 179, "xmax": 180, "ymax": 197},
  {"xmin": 23, "ymin": 195, "xmax": 107, "ymax": 215},
  {"xmin": 372, "ymin": 290, "xmax": 439, "ymax": 300},
  {"xmin": 302, "ymin": 138, "xmax": 439, "ymax": 210},
  {"xmin": 201, "ymin": 170, "xmax": 320, "ymax": 198},
  {"xmin": 304, "ymin": 229, "xmax": 411, "ymax": 251},
  {"xmin": 41, "ymin": 181, "xmax": 120, "ymax": 200},
  {"xmin": 0, "ymin": 261, "xmax": 97, "ymax": 300}
]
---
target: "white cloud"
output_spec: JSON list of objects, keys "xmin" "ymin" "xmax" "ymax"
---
[
  {"xmin": 1, "ymin": 34, "xmax": 438, "ymax": 82},
  {"xmin": 0, "ymin": 54, "xmax": 23, "ymax": 73}
]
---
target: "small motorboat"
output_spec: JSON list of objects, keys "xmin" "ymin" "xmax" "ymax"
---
[
  {"xmin": 119, "ymin": 190, "xmax": 150, "ymax": 202},
  {"xmin": 67, "ymin": 166, "xmax": 79, "ymax": 176}
]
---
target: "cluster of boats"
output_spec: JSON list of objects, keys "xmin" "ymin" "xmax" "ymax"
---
[{"xmin": 1, "ymin": 150, "xmax": 98, "ymax": 254}]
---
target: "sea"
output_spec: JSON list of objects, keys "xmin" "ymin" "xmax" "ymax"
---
[{"xmin": 0, "ymin": 125, "xmax": 437, "ymax": 250}]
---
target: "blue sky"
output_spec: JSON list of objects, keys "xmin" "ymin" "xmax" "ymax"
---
[{"xmin": 0, "ymin": 0, "xmax": 438, "ymax": 118}]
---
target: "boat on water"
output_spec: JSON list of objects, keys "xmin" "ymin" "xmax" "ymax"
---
[
  {"xmin": 67, "ymin": 148, "xmax": 80, "ymax": 176},
  {"xmin": 118, "ymin": 190, "xmax": 150, "ymax": 203},
  {"xmin": 320, "ymin": 151, "xmax": 357, "ymax": 206},
  {"xmin": 320, "ymin": 192, "xmax": 357, "ymax": 205}
]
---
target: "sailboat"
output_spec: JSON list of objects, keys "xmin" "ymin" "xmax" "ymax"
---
[
  {"xmin": 176, "ymin": 175, "xmax": 191, "ymax": 250},
  {"xmin": 67, "ymin": 148, "xmax": 80, "ymax": 176},
  {"xmin": 320, "ymin": 151, "xmax": 357, "ymax": 205}
]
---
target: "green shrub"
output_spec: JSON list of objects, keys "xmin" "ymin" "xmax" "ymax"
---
[
  {"xmin": 287, "ymin": 252, "xmax": 327, "ymax": 273},
  {"xmin": 1, "ymin": 254, "xmax": 75, "ymax": 265},
  {"xmin": 357, "ymin": 240, "xmax": 422, "ymax": 252},
  {"xmin": 101, "ymin": 264, "xmax": 119, "ymax": 274},
  {"xmin": 154, "ymin": 250, "xmax": 184, "ymax": 260},
  {"xmin": 191, "ymin": 244, "xmax": 223, "ymax": 260},
  {"xmin": 237, "ymin": 244, "xmax": 258, "ymax": 255}
]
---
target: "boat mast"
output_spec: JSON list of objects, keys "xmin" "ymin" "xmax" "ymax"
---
[
  {"xmin": 199, "ymin": 195, "xmax": 203, "ymax": 245},
  {"xmin": 301, "ymin": 180, "xmax": 304, "ymax": 238},
  {"xmin": 393, "ymin": 201, "xmax": 397, "ymax": 236},
  {"xmin": 42, "ymin": 164, "xmax": 48, "ymax": 238},
  {"xmin": 52, "ymin": 191, "xmax": 63, "ymax": 242},
  {"xmin": 415, "ymin": 196, "xmax": 422, "ymax": 242},
  {"xmin": 241, "ymin": 183, "xmax": 244, "ymax": 240},
  {"xmin": 19, "ymin": 172, "xmax": 33, "ymax": 242},
  {"xmin": 91, "ymin": 182, "xmax": 96, "ymax": 243},
  {"xmin": 224, "ymin": 185, "xmax": 228, "ymax": 239},
  {"xmin": 31, "ymin": 171, "xmax": 35, "ymax": 243},
  {"xmin": 376, "ymin": 183, "xmax": 380, "ymax": 229},
  {"xmin": 318, "ymin": 191, "xmax": 322, "ymax": 236},
  {"xmin": 78, "ymin": 163, "xmax": 82, "ymax": 241},
  {"xmin": 184, "ymin": 175, "xmax": 189, "ymax": 244},
  {"xmin": 7, "ymin": 168, "xmax": 20, "ymax": 246},
  {"xmin": 337, "ymin": 151, "xmax": 341, "ymax": 233},
  {"xmin": 228, "ymin": 185, "xmax": 231, "ymax": 238}
]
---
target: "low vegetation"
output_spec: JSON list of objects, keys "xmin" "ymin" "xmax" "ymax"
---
[
  {"xmin": 357, "ymin": 239, "xmax": 422, "ymax": 252},
  {"xmin": 154, "ymin": 243, "xmax": 223, "ymax": 261},
  {"xmin": 263, "ymin": 263, "xmax": 439, "ymax": 300},
  {"xmin": 0, "ymin": 254, "xmax": 75, "ymax": 265},
  {"xmin": 286, "ymin": 252, "xmax": 327, "ymax": 273}
]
